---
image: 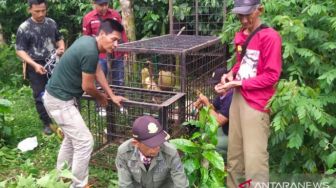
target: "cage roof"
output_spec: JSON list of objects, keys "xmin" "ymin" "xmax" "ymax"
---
[{"xmin": 115, "ymin": 34, "xmax": 220, "ymax": 54}]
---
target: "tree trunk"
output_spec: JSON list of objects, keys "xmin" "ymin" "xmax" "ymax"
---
[
  {"xmin": 119, "ymin": 0, "xmax": 136, "ymax": 41},
  {"xmin": 0, "ymin": 23, "xmax": 5, "ymax": 45}
]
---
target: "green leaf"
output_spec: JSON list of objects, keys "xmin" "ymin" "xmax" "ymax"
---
[
  {"xmin": 190, "ymin": 132, "xmax": 201, "ymax": 140},
  {"xmin": 326, "ymin": 151, "xmax": 336, "ymax": 168},
  {"xmin": 201, "ymin": 144, "xmax": 216, "ymax": 150},
  {"xmin": 0, "ymin": 180, "xmax": 7, "ymax": 187},
  {"xmin": 59, "ymin": 169, "xmax": 75, "ymax": 180},
  {"xmin": 325, "ymin": 169, "xmax": 336, "ymax": 175},
  {"xmin": 202, "ymin": 151, "xmax": 224, "ymax": 172},
  {"xmin": 170, "ymin": 139, "xmax": 199, "ymax": 153},
  {"xmin": 0, "ymin": 99, "xmax": 11, "ymax": 113},
  {"xmin": 199, "ymin": 108, "xmax": 207, "ymax": 127},
  {"xmin": 36, "ymin": 174, "xmax": 51, "ymax": 187},
  {"xmin": 333, "ymin": 137, "xmax": 336, "ymax": 145},
  {"xmin": 200, "ymin": 167, "xmax": 209, "ymax": 184},
  {"xmin": 16, "ymin": 174, "xmax": 35, "ymax": 187},
  {"xmin": 287, "ymin": 127, "xmax": 304, "ymax": 149},
  {"xmin": 183, "ymin": 158, "xmax": 200, "ymax": 174}
]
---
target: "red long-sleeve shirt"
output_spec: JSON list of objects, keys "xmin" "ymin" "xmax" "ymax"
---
[
  {"xmin": 82, "ymin": 9, "xmax": 128, "ymax": 59},
  {"xmin": 232, "ymin": 27, "xmax": 282, "ymax": 112}
]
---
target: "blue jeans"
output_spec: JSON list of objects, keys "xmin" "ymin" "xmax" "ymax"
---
[
  {"xmin": 98, "ymin": 58, "xmax": 108, "ymax": 77},
  {"xmin": 98, "ymin": 58, "xmax": 124, "ymax": 86},
  {"xmin": 111, "ymin": 58, "xmax": 124, "ymax": 86}
]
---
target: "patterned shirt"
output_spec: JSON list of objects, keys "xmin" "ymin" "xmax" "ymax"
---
[
  {"xmin": 82, "ymin": 9, "xmax": 128, "ymax": 59},
  {"xmin": 16, "ymin": 17, "xmax": 62, "ymax": 61},
  {"xmin": 232, "ymin": 27, "xmax": 282, "ymax": 112}
]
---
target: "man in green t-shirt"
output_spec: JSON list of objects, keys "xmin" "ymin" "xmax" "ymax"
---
[{"xmin": 43, "ymin": 19, "xmax": 126, "ymax": 188}]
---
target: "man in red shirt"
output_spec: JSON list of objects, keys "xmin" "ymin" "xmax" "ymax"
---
[
  {"xmin": 215, "ymin": 0, "xmax": 282, "ymax": 187},
  {"xmin": 82, "ymin": 0, "xmax": 128, "ymax": 85}
]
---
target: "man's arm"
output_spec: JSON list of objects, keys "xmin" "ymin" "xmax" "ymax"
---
[
  {"xmin": 196, "ymin": 94, "xmax": 229, "ymax": 126},
  {"xmin": 82, "ymin": 71, "xmax": 108, "ymax": 107},
  {"xmin": 56, "ymin": 39, "xmax": 65, "ymax": 56},
  {"xmin": 170, "ymin": 153, "xmax": 189, "ymax": 188},
  {"xmin": 95, "ymin": 63, "xmax": 126, "ymax": 107},
  {"xmin": 115, "ymin": 152, "xmax": 135, "ymax": 188},
  {"xmin": 16, "ymin": 50, "xmax": 47, "ymax": 75},
  {"xmin": 82, "ymin": 14, "xmax": 92, "ymax": 36}
]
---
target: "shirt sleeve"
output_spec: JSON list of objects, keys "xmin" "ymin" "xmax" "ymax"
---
[
  {"xmin": 219, "ymin": 92, "xmax": 233, "ymax": 118},
  {"xmin": 242, "ymin": 32, "xmax": 282, "ymax": 90},
  {"xmin": 54, "ymin": 22, "xmax": 63, "ymax": 42},
  {"xmin": 15, "ymin": 26, "xmax": 29, "ymax": 51},
  {"xmin": 170, "ymin": 152, "xmax": 189, "ymax": 188},
  {"xmin": 82, "ymin": 15, "xmax": 92, "ymax": 36},
  {"xmin": 116, "ymin": 153, "xmax": 135, "ymax": 188},
  {"xmin": 232, "ymin": 34, "xmax": 243, "ymax": 75},
  {"xmin": 81, "ymin": 53, "xmax": 98, "ymax": 74}
]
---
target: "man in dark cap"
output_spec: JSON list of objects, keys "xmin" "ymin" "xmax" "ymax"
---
[
  {"xmin": 116, "ymin": 115, "xmax": 189, "ymax": 188},
  {"xmin": 215, "ymin": 0, "xmax": 282, "ymax": 187},
  {"xmin": 82, "ymin": 0, "xmax": 128, "ymax": 84},
  {"xmin": 194, "ymin": 67, "xmax": 233, "ymax": 158}
]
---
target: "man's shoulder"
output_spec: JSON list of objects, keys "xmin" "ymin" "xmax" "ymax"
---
[
  {"xmin": 161, "ymin": 142, "xmax": 179, "ymax": 156},
  {"xmin": 45, "ymin": 17, "xmax": 56, "ymax": 23},
  {"xmin": 117, "ymin": 139, "xmax": 134, "ymax": 154},
  {"xmin": 106, "ymin": 9, "xmax": 122, "ymax": 21},
  {"xmin": 83, "ymin": 10, "xmax": 97, "ymax": 20},
  {"xmin": 259, "ymin": 27, "xmax": 282, "ymax": 41},
  {"xmin": 18, "ymin": 18, "xmax": 32, "ymax": 30},
  {"xmin": 107, "ymin": 8, "xmax": 121, "ymax": 16}
]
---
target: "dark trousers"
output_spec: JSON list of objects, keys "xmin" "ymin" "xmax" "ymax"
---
[{"xmin": 27, "ymin": 64, "xmax": 52, "ymax": 128}]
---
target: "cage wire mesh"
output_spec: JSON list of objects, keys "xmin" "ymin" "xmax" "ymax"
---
[
  {"xmin": 110, "ymin": 35, "xmax": 226, "ymax": 121},
  {"xmin": 80, "ymin": 85, "xmax": 185, "ymax": 152},
  {"xmin": 169, "ymin": 0, "xmax": 226, "ymax": 36}
]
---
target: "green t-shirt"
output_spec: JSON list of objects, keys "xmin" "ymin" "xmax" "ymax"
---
[{"xmin": 46, "ymin": 36, "xmax": 98, "ymax": 100}]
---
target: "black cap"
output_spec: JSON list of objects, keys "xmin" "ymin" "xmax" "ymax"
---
[
  {"xmin": 95, "ymin": 0, "xmax": 108, "ymax": 4},
  {"xmin": 208, "ymin": 67, "xmax": 228, "ymax": 85},
  {"xmin": 232, "ymin": 0, "xmax": 260, "ymax": 15},
  {"xmin": 132, "ymin": 116, "xmax": 170, "ymax": 148}
]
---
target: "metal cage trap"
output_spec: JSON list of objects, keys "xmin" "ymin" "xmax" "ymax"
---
[
  {"xmin": 80, "ymin": 85, "xmax": 185, "ymax": 152},
  {"xmin": 110, "ymin": 34, "xmax": 227, "ymax": 120}
]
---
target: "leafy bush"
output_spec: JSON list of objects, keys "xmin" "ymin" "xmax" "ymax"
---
[
  {"xmin": 0, "ymin": 98, "xmax": 13, "ymax": 146},
  {"xmin": 0, "ymin": 168, "xmax": 73, "ymax": 188},
  {"xmin": 221, "ymin": 0, "xmax": 336, "ymax": 174},
  {"xmin": 0, "ymin": 44, "xmax": 22, "ymax": 89},
  {"xmin": 170, "ymin": 107, "xmax": 225, "ymax": 187},
  {"xmin": 0, "ymin": 0, "xmax": 92, "ymax": 45}
]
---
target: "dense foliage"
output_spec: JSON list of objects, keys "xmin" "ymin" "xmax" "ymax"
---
[
  {"xmin": 1, "ymin": 0, "xmax": 335, "ymax": 185},
  {"xmin": 0, "ymin": 0, "xmax": 93, "ymax": 45},
  {"xmin": 171, "ymin": 107, "xmax": 225, "ymax": 187},
  {"xmin": 221, "ymin": 0, "xmax": 336, "ymax": 175}
]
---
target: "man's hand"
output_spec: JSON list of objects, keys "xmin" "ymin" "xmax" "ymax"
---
[
  {"xmin": 198, "ymin": 94, "xmax": 210, "ymax": 106},
  {"xmin": 34, "ymin": 63, "xmax": 47, "ymax": 75},
  {"xmin": 194, "ymin": 94, "xmax": 211, "ymax": 110},
  {"xmin": 110, "ymin": 95, "xmax": 127, "ymax": 108},
  {"xmin": 221, "ymin": 72, "xmax": 234, "ymax": 84},
  {"xmin": 56, "ymin": 47, "xmax": 65, "ymax": 56},
  {"xmin": 215, "ymin": 80, "xmax": 242, "ymax": 94}
]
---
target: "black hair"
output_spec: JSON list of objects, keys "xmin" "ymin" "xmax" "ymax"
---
[
  {"xmin": 28, "ymin": 0, "xmax": 46, "ymax": 8},
  {"xmin": 99, "ymin": 18, "xmax": 124, "ymax": 34}
]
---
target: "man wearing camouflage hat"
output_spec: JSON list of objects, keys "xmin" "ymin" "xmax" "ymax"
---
[{"xmin": 116, "ymin": 115, "xmax": 189, "ymax": 188}]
